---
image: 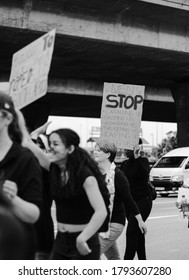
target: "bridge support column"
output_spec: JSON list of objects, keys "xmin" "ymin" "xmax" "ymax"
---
[{"xmin": 171, "ymin": 83, "xmax": 189, "ymax": 147}]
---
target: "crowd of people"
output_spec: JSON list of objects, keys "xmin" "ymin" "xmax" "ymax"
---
[{"xmin": 0, "ymin": 90, "xmax": 153, "ymax": 260}]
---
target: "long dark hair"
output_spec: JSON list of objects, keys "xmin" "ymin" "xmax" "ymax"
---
[
  {"xmin": 8, "ymin": 111, "xmax": 23, "ymax": 145},
  {"xmin": 49, "ymin": 129, "xmax": 105, "ymax": 198}
]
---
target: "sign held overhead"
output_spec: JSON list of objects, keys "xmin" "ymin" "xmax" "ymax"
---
[
  {"xmin": 9, "ymin": 29, "xmax": 56, "ymax": 109},
  {"xmin": 100, "ymin": 82, "xmax": 145, "ymax": 150}
]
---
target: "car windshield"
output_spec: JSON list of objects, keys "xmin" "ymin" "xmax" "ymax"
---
[{"xmin": 154, "ymin": 156, "xmax": 187, "ymax": 168}]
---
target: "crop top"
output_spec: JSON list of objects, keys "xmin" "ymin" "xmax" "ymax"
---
[{"xmin": 51, "ymin": 165, "xmax": 95, "ymax": 224}]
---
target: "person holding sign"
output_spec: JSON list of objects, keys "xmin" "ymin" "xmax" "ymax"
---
[
  {"xmin": 94, "ymin": 140, "xmax": 147, "ymax": 260},
  {"xmin": 0, "ymin": 91, "xmax": 42, "ymax": 259},
  {"xmin": 120, "ymin": 142, "xmax": 152, "ymax": 260}
]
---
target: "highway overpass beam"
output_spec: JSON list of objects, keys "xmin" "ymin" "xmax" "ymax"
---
[{"xmin": 171, "ymin": 83, "xmax": 189, "ymax": 147}]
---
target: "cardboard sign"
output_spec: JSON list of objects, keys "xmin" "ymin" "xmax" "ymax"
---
[
  {"xmin": 9, "ymin": 29, "xmax": 56, "ymax": 109},
  {"xmin": 100, "ymin": 82, "xmax": 145, "ymax": 149}
]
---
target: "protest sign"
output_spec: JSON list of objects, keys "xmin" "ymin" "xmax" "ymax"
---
[
  {"xmin": 100, "ymin": 82, "xmax": 145, "ymax": 149},
  {"xmin": 9, "ymin": 29, "xmax": 56, "ymax": 109}
]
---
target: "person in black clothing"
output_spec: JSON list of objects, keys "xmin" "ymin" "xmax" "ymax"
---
[
  {"xmin": 94, "ymin": 140, "xmax": 147, "ymax": 259},
  {"xmin": 120, "ymin": 143, "xmax": 152, "ymax": 260},
  {"xmin": 0, "ymin": 91, "xmax": 42, "ymax": 259},
  {"xmin": 0, "ymin": 191, "xmax": 27, "ymax": 259},
  {"xmin": 22, "ymin": 126, "xmax": 108, "ymax": 259}
]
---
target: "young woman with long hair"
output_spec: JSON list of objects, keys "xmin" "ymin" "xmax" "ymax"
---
[{"xmin": 19, "ymin": 122, "xmax": 108, "ymax": 260}]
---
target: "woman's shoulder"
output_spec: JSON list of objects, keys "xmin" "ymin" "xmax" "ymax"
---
[{"xmin": 79, "ymin": 166, "xmax": 94, "ymax": 178}]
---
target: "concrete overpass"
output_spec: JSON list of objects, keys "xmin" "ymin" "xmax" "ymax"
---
[{"xmin": 1, "ymin": 0, "xmax": 189, "ymax": 145}]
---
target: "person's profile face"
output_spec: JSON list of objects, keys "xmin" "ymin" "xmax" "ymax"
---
[
  {"xmin": 93, "ymin": 144, "xmax": 109, "ymax": 163},
  {"xmin": 48, "ymin": 133, "xmax": 69, "ymax": 163}
]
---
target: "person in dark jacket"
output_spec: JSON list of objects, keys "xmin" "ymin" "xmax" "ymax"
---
[
  {"xmin": 0, "ymin": 91, "xmax": 42, "ymax": 259},
  {"xmin": 120, "ymin": 142, "xmax": 152, "ymax": 260}
]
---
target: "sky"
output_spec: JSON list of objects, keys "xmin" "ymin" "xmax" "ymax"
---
[{"xmin": 47, "ymin": 115, "xmax": 177, "ymax": 148}]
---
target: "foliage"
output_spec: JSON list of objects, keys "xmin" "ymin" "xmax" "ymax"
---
[{"xmin": 157, "ymin": 133, "xmax": 177, "ymax": 158}]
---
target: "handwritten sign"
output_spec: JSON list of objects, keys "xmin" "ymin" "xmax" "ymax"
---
[
  {"xmin": 100, "ymin": 82, "xmax": 145, "ymax": 149},
  {"xmin": 9, "ymin": 29, "xmax": 56, "ymax": 109}
]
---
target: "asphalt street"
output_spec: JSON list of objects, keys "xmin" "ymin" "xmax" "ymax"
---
[{"xmin": 116, "ymin": 195, "xmax": 189, "ymax": 260}]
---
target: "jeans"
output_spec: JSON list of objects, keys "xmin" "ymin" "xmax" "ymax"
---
[
  {"xmin": 99, "ymin": 223, "xmax": 124, "ymax": 260},
  {"xmin": 50, "ymin": 231, "xmax": 100, "ymax": 260}
]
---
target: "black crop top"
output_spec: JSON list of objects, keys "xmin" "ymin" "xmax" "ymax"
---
[{"xmin": 52, "ymin": 166, "xmax": 95, "ymax": 224}]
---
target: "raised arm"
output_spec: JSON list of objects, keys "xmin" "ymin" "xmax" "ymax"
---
[{"xmin": 16, "ymin": 110, "xmax": 50, "ymax": 170}]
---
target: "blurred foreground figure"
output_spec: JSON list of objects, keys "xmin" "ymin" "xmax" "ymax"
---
[
  {"xmin": 0, "ymin": 91, "xmax": 42, "ymax": 259},
  {"xmin": 0, "ymin": 192, "xmax": 26, "ymax": 259}
]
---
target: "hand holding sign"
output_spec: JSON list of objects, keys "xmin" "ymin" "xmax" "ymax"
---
[{"xmin": 133, "ymin": 144, "xmax": 140, "ymax": 159}]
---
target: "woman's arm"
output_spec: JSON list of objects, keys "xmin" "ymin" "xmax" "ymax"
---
[
  {"xmin": 2, "ymin": 180, "xmax": 40, "ymax": 223},
  {"xmin": 116, "ymin": 170, "xmax": 147, "ymax": 234},
  {"xmin": 135, "ymin": 213, "xmax": 147, "ymax": 234},
  {"xmin": 76, "ymin": 176, "xmax": 107, "ymax": 255},
  {"xmin": 30, "ymin": 121, "xmax": 52, "ymax": 140},
  {"xmin": 24, "ymin": 138, "xmax": 50, "ymax": 171},
  {"xmin": 116, "ymin": 170, "xmax": 139, "ymax": 215},
  {"xmin": 12, "ymin": 196, "xmax": 40, "ymax": 223},
  {"xmin": 16, "ymin": 110, "xmax": 50, "ymax": 171}
]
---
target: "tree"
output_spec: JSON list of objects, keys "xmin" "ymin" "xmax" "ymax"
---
[{"xmin": 157, "ymin": 133, "xmax": 177, "ymax": 158}]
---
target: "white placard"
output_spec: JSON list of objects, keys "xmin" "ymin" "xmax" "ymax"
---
[
  {"xmin": 100, "ymin": 82, "xmax": 145, "ymax": 149},
  {"xmin": 9, "ymin": 29, "xmax": 56, "ymax": 109}
]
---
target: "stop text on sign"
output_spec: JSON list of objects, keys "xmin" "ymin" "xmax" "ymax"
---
[{"xmin": 105, "ymin": 94, "xmax": 143, "ymax": 110}]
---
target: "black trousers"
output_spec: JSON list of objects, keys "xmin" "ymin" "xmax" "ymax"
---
[
  {"xmin": 124, "ymin": 197, "xmax": 152, "ymax": 260},
  {"xmin": 50, "ymin": 231, "xmax": 100, "ymax": 260}
]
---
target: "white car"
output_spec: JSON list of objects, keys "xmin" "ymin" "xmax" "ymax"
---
[{"xmin": 149, "ymin": 147, "xmax": 189, "ymax": 197}]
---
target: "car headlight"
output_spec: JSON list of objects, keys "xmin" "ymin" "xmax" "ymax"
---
[
  {"xmin": 149, "ymin": 175, "xmax": 153, "ymax": 181},
  {"xmin": 171, "ymin": 175, "xmax": 183, "ymax": 182}
]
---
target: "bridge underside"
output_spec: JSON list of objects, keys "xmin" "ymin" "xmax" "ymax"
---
[
  {"xmin": 0, "ymin": 0, "xmax": 189, "ymax": 128},
  {"xmin": 21, "ymin": 93, "xmax": 176, "ymax": 131}
]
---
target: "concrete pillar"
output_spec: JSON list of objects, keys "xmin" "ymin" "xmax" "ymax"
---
[{"xmin": 171, "ymin": 83, "xmax": 189, "ymax": 147}]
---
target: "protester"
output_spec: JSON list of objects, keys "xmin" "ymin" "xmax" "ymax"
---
[
  {"xmin": 22, "ymin": 124, "xmax": 108, "ymax": 259},
  {"xmin": 0, "ymin": 91, "xmax": 42, "ymax": 259},
  {"xmin": 120, "ymin": 142, "xmax": 152, "ymax": 260},
  {"xmin": 94, "ymin": 140, "xmax": 147, "ymax": 260}
]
